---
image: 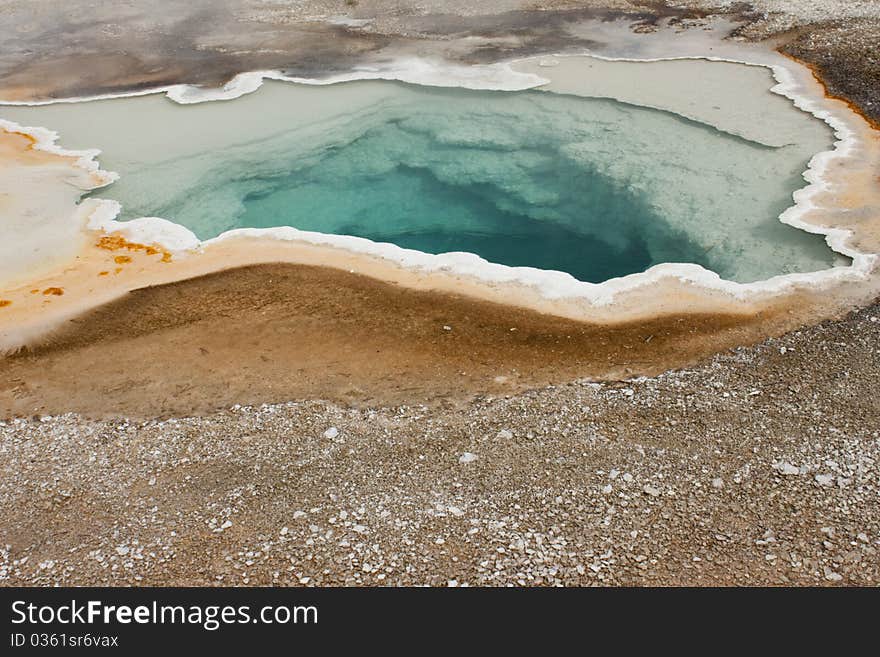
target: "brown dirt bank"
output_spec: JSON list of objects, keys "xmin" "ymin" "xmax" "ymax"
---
[
  {"xmin": 0, "ymin": 262, "xmax": 792, "ymax": 419},
  {"xmin": 2, "ymin": 299, "xmax": 878, "ymax": 586}
]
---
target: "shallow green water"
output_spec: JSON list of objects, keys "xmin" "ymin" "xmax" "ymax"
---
[{"xmin": 1, "ymin": 79, "xmax": 840, "ymax": 283}]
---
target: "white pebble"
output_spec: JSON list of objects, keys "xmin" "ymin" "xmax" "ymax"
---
[
  {"xmin": 773, "ymin": 461, "xmax": 800, "ymax": 476},
  {"xmin": 643, "ymin": 485, "xmax": 661, "ymax": 497}
]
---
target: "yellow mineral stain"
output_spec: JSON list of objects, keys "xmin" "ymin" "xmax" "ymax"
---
[
  {"xmin": 114, "ymin": 255, "xmax": 132, "ymax": 264},
  {"xmin": 114, "ymin": 267, "xmax": 123, "ymax": 274},
  {"xmin": 30, "ymin": 289, "xmax": 39, "ymax": 294},
  {"xmin": 3, "ymin": 128, "xmax": 37, "ymax": 148},
  {"xmin": 96, "ymin": 234, "xmax": 171, "ymax": 262},
  {"xmin": 0, "ymin": 299, "xmax": 11, "ymax": 308},
  {"xmin": 98, "ymin": 271, "xmax": 109, "ymax": 276},
  {"xmin": 42, "ymin": 287, "xmax": 64, "ymax": 296}
]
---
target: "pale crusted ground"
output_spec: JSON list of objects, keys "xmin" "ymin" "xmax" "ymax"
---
[{"xmin": 1, "ymin": 1, "xmax": 878, "ymax": 122}]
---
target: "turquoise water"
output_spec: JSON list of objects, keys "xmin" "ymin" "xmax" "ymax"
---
[
  {"xmin": 1, "ymin": 79, "xmax": 840, "ymax": 283},
  {"xmin": 234, "ymin": 121, "xmax": 705, "ymax": 283}
]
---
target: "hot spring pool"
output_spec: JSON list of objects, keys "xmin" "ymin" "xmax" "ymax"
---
[{"xmin": 0, "ymin": 75, "xmax": 843, "ymax": 284}]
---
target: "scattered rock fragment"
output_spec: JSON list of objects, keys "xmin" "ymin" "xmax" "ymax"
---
[{"xmin": 773, "ymin": 461, "xmax": 801, "ymax": 476}]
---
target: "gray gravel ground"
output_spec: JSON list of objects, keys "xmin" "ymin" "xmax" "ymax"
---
[{"xmin": 2, "ymin": 300, "xmax": 878, "ymax": 586}]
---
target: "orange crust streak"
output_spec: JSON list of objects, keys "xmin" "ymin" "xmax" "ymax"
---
[
  {"xmin": 96, "ymin": 234, "xmax": 173, "ymax": 263},
  {"xmin": 780, "ymin": 51, "xmax": 880, "ymax": 132}
]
